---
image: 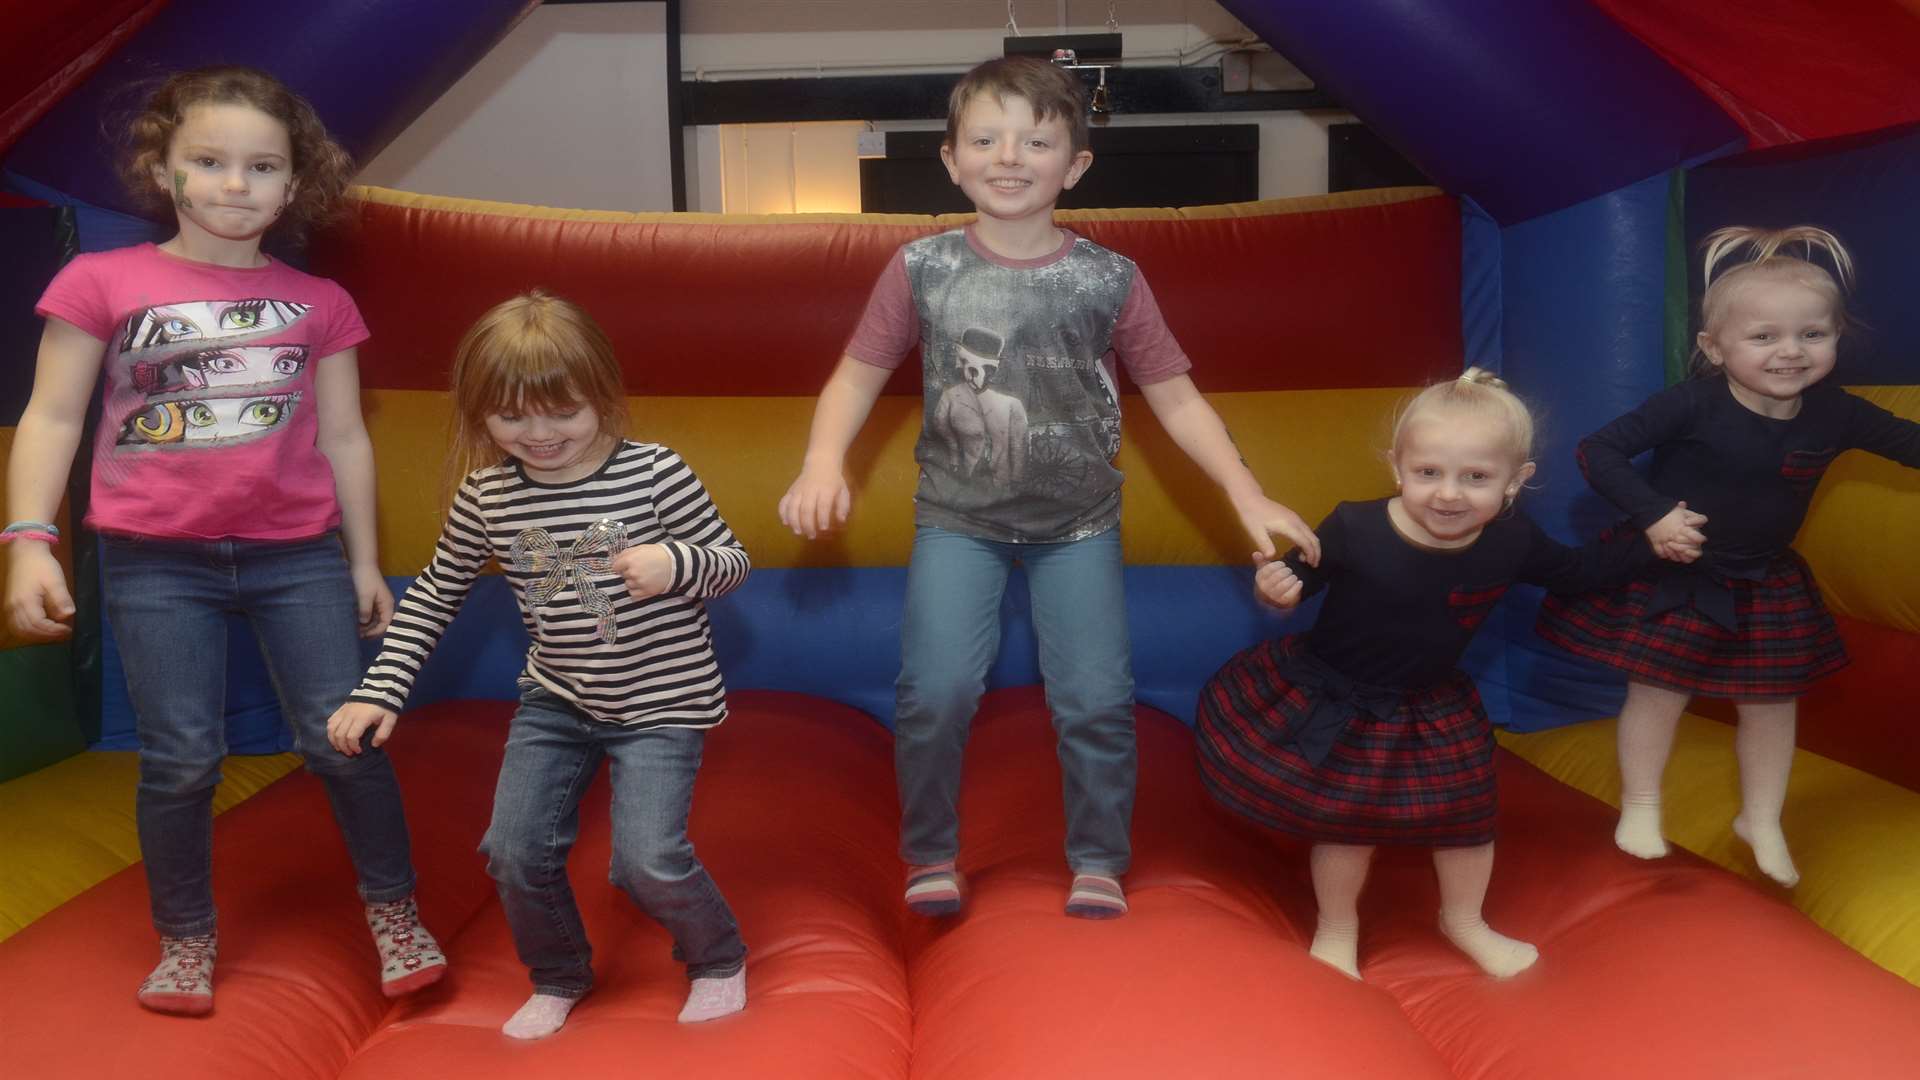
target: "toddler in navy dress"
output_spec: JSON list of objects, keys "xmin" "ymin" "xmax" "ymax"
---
[
  {"xmin": 1197, "ymin": 369, "xmax": 1667, "ymax": 979},
  {"xmin": 1538, "ymin": 226, "xmax": 1920, "ymax": 887}
]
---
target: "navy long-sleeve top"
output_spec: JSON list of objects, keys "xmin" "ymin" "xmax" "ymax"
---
[
  {"xmin": 1280, "ymin": 499, "xmax": 1650, "ymax": 690},
  {"xmin": 1577, "ymin": 378, "xmax": 1920, "ymax": 571}
]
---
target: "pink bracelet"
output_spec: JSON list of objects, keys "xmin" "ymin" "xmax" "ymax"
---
[{"xmin": 0, "ymin": 530, "xmax": 59, "ymax": 545}]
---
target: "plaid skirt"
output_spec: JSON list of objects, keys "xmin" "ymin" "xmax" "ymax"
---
[
  {"xmin": 1195, "ymin": 635, "xmax": 1497, "ymax": 847},
  {"xmin": 1537, "ymin": 547, "xmax": 1847, "ymax": 700}
]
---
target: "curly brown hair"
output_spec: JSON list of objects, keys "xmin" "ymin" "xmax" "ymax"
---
[{"xmin": 119, "ymin": 66, "xmax": 354, "ymax": 234}]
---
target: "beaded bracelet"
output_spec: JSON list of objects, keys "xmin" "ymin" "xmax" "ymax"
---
[{"xmin": 1, "ymin": 521, "xmax": 60, "ymax": 545}]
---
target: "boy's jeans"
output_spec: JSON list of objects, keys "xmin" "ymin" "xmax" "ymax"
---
[
  {"xmin": 102, "ymin": 533, "xmax": 417, "ymax": 938},
  {"xmin": 480, "ymin": 684, "xmax": 745, "ymax": 997},
  {"xmin": 895, "ymin": 525, "xmax": 1136, "ymax": 875}
]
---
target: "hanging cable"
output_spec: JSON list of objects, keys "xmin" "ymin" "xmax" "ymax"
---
[
  {"xmin": 1106, "ymin": 1, "xmax": 1119, "ymax": 32},
  {"xmin": 1007, "ymin": 0, "xmax": 1021, "ymax": 36}
]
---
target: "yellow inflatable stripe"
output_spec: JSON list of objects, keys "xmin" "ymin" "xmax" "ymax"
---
[
  {"xmin": 1499, "ymin": 717, "xmax": 1920, "ymax": 986},
  {"xmin": 1796, "ymin": 386, "xmax": 1920, "ymax": 633},
  {"xmin": 0, "ymin": 751, "xmax": 299, "ymax": 942},
  {"xmin": 364, "ymin": 387, "xmax": 1409, "ymax": 574},
  {"xmin": 347, "ymin": 184, "xmax": 1445, "ymax": 228}
]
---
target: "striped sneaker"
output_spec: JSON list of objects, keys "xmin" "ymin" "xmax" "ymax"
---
[
  {"xmin": 137, "ymin": 932, "xmax": 217, "ymax": 1016},
  {"xmin": 1065, "ymin": 873, "xmax": 1127, "ymax": 919},
  {"xmin": 904, "ymin": 861, "xmax": 965, "ymax": 916}
]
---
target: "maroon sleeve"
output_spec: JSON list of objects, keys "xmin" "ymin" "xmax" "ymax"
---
[
  {"xmin": 1110, "ymin": 271, "xmax": 1191, "ymax": 386},
  {"xmin": 843, "ymin": 248, "xmax": 918, "ymax": 371}
]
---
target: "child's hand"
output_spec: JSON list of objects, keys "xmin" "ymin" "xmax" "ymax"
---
[
  {"xmin": 4, "ymin": 545, "xmax": 75, "ymax": 642},
  {"xmin": 1253, "ymin": 553, "xmax": 1304, "ymax": 609},
  {"xmin": 778, "ymin": 465, "xmax": 852, "ymax": 539},
  {"xmin": 327, "ymin": 702, "xmax": 398, "ymax": 756},
  {"xmin": 351, "ymin": 563, "xmax": 394, "ymax": 638},
  {"xmin": 612, "ymin": 544, "xmax": 674, "ymax": 600},
  {"xmin": 1645, "ymin": 501, "xmax": 1708, "ymax": 563},
  {"xmin": 1232, "ymin": 493, "xmax": 1322, "ymax": 567}
]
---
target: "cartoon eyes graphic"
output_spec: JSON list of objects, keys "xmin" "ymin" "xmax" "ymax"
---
[
  {"xmin": 202, "ymin": 352, "xmax": 247, "ymax": 374},
  {"xmin": 155, "ymin": 316, "xmax": 202, "ymax": 345},
  {"xmin": 117, "ymin": 395, "xmax": 297, "ymax": 447},
  {"xmin": 272, "ymin": 351, "xmax": 302, "ymax": 375},
  {"xmin": 219, "ymin": 301, "xmax": 267, "ymax": 330}
]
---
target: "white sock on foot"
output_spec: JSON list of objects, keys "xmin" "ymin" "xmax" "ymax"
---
[
  {"xmin": 1439, "ymin": 914, "xmax": 1538, "ymax": 978},
  {"xmin": 678, "ymin": 969, "xmax": 746, "ymax": 1023},
  {"xmin": 1308, "ymin": 916, "xmax": 1361, "ymax": 980},
  {"xmin": 1614, "ymin": 792, "xmax": 1668, "ymax": 859},
  {"xmin": 1733, "ymin": 815, "xmax": 1800, "ymax": 887},
  {"xmin": 502, "ymin": 993, "xmax": 577, "ymax": 1039}
]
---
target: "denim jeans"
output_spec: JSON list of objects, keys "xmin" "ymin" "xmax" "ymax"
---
[
  {"xmin": 895, "ymin": 525, "xmax": 1136, "ymax": 875},
  {"xmin": 480, "ymin": 684, "xmax": 745, "ymax": 997},
  {"xmin": 101, "ymin": 533, "xmax": 418, "ymax": 938}
]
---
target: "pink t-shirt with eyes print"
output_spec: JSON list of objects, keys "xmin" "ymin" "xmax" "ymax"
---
[{"xmin": 36, "ymin": 243, "xmax": 370, "ymax": 541}]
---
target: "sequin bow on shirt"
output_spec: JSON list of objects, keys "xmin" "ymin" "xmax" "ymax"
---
[{"xmin": 510, "ymin": 519, "xmax": 629, "ymax": 646}]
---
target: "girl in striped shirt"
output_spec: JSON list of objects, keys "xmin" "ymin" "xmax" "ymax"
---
[{"xmin": 327, "ymin": 291, "xmax": 749, "ymax": 1038}]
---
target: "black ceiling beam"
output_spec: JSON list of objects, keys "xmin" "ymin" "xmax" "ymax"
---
[{"xmin": 681, "ymin": 66, "xmax": 1333, "ymax": 126}]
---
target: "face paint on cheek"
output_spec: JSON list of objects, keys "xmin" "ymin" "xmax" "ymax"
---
[{"xmin": 173, "ymin": 171, "xmax": 192, "ymax": 209}]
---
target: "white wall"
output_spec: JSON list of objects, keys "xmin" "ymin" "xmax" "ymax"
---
[
  {"xmin": 362, "ymin": 1, "xmax": 1355, "ymax": 213},
  {"xmin": 357, "ymin": 3, "xmax": 674, "ymax": 212}
]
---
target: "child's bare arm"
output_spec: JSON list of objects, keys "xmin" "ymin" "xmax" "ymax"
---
[
  {"xmin": 314, "ymin": 346, "xmax": 395, "ymax": 637},
  {"xmin": 5, "ymin": 319, "xmax": 106, "ymax": 641},
  {"xmin": 1139, "ymin": 373, "xmax": 1321, "ymax": 565},
  {"xmin": 779, "ymin": 355, "xmax": 893, "ymax": 539}
]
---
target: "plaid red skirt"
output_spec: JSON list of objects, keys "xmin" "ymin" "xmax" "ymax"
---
[
  {"xmin": 1537, "ymin": 548, "xmax": 1847, "ymax": 699},
  {"xmin": 1195, "ymin": 636, "xmax": 1497, "ymax": 847}
]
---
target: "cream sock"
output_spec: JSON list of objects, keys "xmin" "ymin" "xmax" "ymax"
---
[
  {"xmin": 1614, "ymin": 792, "xmax": 1669, "ymax": 859},
  {"xmin": 1733, "ymin": 815, "xmax": 1800, "ymax": 888},
  {"xmin": 1308, "ymin": 915, "xmax": 1361, "ymax": 980},
  {"xmin": 1439, "ymin": 913, "xmax": 1538, "ymax": 978}
]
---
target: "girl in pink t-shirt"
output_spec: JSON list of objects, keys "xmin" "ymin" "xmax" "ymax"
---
[{"xmin": 3, "ymin": 66, "xmax": 443, "ymax": 1016}]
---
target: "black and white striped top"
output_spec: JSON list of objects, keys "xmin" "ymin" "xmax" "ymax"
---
[{"xmin": 350, "ymin": 441, "xmax": 749, "ymax": 728}]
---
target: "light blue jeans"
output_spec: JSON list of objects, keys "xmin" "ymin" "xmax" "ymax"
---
[
  {"xmin": 895, "ymin": 525, "xmax": 1136, "ymax": 875},
  {"xmin": 101, "ymin": 533, "xmax": 417, "ymax": 938},
  {"xmin": 480, "ymin": 684, "xmax": 745, "ymax": 997}
]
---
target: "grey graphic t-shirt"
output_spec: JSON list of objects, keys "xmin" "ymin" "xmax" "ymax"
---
[{"xmin": 902, "ymin": 229, "xmax": 1137, "ymax": 542}]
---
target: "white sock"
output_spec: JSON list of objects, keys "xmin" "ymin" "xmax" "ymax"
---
[
  {"xmin": 1439, "ymin": 913, "xmax": 1538, "ymax": 978},
  {"xmin": 1614, "ymin": 792, "xmax": 1669, "ymax": 859},
  {"xmin": 678, "ymin": 968, "xmax": 746, "ymax": 1023},
  {"xmin": 502, "ymin": 993, "xmax": 577, "ymax": 1040},
  {"xmin": 1308, "ymin": 915, "xmax": 1361, "ymax": 980},
  {"xmin": 1733, "ymin": 814, "xmax": 1800, "ymax": 888}
]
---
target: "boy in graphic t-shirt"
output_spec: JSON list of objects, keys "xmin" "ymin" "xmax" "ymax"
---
[{"xmin": 778, "ymin": 56, "xmax": 1320, "ymax": 921}]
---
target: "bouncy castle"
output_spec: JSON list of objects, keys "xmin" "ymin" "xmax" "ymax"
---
[{"xmin": 2, "ymin": 1, "xmax": 1918, "ymax": 1075}]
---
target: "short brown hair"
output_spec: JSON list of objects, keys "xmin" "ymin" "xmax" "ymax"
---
[
  {"xmin": 944, "ymin": 57, "xmax": 1090, "ymax": 155},
  {"xmin": 120, "ymin": 66, "xmax": 354, "ymax": 234},
  {"xmin": 445, "ymin": 291, "xmax": 631, "ymax": 502}
]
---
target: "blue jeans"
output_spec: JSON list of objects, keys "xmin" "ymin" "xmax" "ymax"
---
[
  {"xmin": 101, "ymin": 533, "xmax": 418, "ymax": 938},
  {"xmin": 895, "ymin": 525, "xmax": 1136, "ymax": 875},
  {"xmin": 480, "ymin": 684, "xmax": 745, "ymax": 997}
]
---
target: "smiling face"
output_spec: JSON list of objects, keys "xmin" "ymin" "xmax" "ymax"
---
[
  {"xmin": 154, "ymin": 102, "xmax": 295, "ymax": 245},
  {"xmin": 940, "ymin": 91, "xmax": 1092, "ymax": 230},
  {"xmin": 485, "ymin": 398, "xmax": 614, "ymax": 483},
  {"xmin": 1390, "ymin": 411, "xmax": 1534, "ymax": 548},
  {"xmin": 1697, "ymin": 275, "xmax": 1839, "ymax": 418}
]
